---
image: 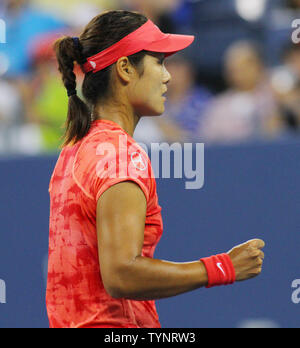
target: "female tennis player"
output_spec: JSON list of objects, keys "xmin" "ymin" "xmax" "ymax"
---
[{"xmin": 46, "ymin": 10, "xmax": 265, "ymax": 328}]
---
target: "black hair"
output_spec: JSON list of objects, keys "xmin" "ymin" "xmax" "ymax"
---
[{"xmin": 54, "ymin": 10, "xmax": 148, "ymax": 146}]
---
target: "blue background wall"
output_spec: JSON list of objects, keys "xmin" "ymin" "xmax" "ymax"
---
[{"xmin": 0, "ymin": 140, "xmax": 299, "ymax": 328}]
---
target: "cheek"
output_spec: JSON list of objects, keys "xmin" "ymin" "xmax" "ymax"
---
[
  {"xmin": 131, "ymin": 67, "xmax": 164, "ymax": 112},
  {"xmin": 136, "ymin": 82, "xmax": 159, "ymax": 104},
  {"xmin": 132, "ymin": 86, "xmax": 164, "ymax": 115}
]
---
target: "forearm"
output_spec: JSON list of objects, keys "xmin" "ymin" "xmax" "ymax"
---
[{"xmin": 114, "ymin": 256, "xmax": 208, "ymax": 301}]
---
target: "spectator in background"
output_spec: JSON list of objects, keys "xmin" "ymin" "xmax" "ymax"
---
[
  {"xmin": 0, "ymin": 0, "xmax": 66, "ymax": 77},
  {"xmin": 158, "ymin": 54, "xmax": 211, "ymax": 143},
  {"xmin": 263, "ymin": 0, "xmax": 300, "ymax": 67},
  {"xmin": 199, "ymin": 41, "xmax": 281, "ymax": 145},
  {"xmin": 30, "ymin": 0, "xmax": 110, "ymax": 32},
  {"xmin": 0, "ymin": 78, "xmax": 23, "ymax": 153},
  {"xmin": 121, "ymin": 0, "xmax": 180, "ymax": 32},
  {"xmin": 0, "ymin": 74, "xmax": 43, "ymax": 155},
  {"xmin": 134, "ymin": 54, "xmax": 211, "ymax": 144},
  {"xmin": 285, "ymin": 0, "xmax": 300, "ymax": 9},
  {"xmin": 270, "ymin": 43, "xmax": 300, "ymax": 132},
  {"xmin": 23, "ymin": 33, "xmax": 79, "ymax": 153},
  {"xmin": 281, "ymin": 43, "xmax": 300, "ymax": 81},
  {"xmin": 0, "ymin": 0, "xmax": 67, "ymax": 154}
]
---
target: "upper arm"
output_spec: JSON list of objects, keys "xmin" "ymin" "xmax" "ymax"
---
[{"xmin": 96, "ymin": 181, "xmax": 147, "ymax": 297}]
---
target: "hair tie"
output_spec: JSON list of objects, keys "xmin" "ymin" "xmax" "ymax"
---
[
  {"xmin": 72, "ymin": 37, "xmax": 87, "ymax": 66},
  {"xmin": 67, "ymin": 89, "xmax": 77, "ymax": 97},
  {"xmin": 72, "ymin": 37, "xmax": 80, "ymax": 50}
]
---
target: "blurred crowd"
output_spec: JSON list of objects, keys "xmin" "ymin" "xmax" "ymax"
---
[{"xmin": 1, "ymin": 0, "xmax": 300, "ymax": 155}]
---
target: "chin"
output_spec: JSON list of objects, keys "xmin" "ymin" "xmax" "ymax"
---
[
  {"xmin": 153, "ymin": 104, "xmax": 165, "ymax": 116},
  {"xmin": 154, "ymin": 108, "xmax": 164, "ymax": 116}
]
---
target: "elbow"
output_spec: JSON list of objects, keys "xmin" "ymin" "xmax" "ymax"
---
[
  {"xmin": 102, "ymin": 264, "xmax": 134, "ymax": 299},
  {"xmin": 105, "ymin": 283, "xmax": 126, "ymax": 299}
]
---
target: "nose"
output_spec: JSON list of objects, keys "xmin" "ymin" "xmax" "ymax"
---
[{"xmin": 163, "ymin": 65, "xmax": 172, "ymax": 84}]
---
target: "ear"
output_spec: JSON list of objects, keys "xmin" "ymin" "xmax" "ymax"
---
[{"xmin": 115, "ymin": 57, "xmax": 134, "ymax": 83}]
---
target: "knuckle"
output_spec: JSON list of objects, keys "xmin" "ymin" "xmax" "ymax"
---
[
  {"xmin": 257, "ymin": 258, "xmax": 263, "ymax": 266},
  {"xmin": 250, "ymin": 267, "xmax": 262, "ymax": 276},
  {"xmin": 246, "ymin": 246, "xmax": 253, "ymax": 254},
  {"xmin": 249, "ymin": 248, "xmax": 259, "ymax": 257},
  {"xmin": 256, "ymin": 267, "xmax": 262, "ymax": 274}
]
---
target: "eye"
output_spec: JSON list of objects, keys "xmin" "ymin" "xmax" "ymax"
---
[{"xmin": 158, "ymin": 58, "xmax": 165, "ymax": 65}]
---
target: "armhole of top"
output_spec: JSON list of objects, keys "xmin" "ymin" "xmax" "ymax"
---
[
  {"xmin": 72, "ymin": 129, "xmax": 127, "ymax": 201},
  {"xmin": 96, "ymin": 177, "xmax": 150, "ymax": 205},
  {"xmin": 48, "ymin": 151, "xmax": 63, "ymax": 193}
]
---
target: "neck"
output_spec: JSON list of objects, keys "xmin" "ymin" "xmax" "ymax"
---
[{"xmin": 93, "ymin": 101, "xmax": 140, "ymax": 137}]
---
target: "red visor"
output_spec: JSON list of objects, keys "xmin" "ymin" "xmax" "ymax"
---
[{"xmin": 82, "ymin": 20, "xmax": 195, "ymax": 73}]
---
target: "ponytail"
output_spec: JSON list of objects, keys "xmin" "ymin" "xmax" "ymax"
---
[{"xmin": 54, "ymin": 37, "xmax": 91, "ymax": 147}]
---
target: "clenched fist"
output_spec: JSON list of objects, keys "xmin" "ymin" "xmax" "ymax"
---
[{"xmin": 227, "ymin": 239, "xmax": 265, "ymax": 282}]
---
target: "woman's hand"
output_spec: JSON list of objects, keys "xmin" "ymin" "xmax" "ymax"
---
[{"xmin": 228, "ymin": 239, "xmax": 265, "ymax": 282}]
